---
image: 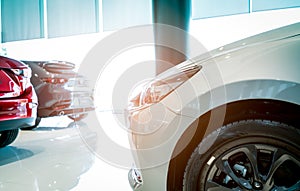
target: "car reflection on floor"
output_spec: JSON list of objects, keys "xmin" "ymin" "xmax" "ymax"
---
[
  {"xmin": 0, "ymin": 118, "xmax": 96, "ymax": 191},
  {"xmin": 0, "ymin": 116, "xmax": 132, "ymax": 191}
]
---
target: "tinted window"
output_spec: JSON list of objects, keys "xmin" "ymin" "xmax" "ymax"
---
[
  {"xmin": 253, "ymin": 0, "xmax": 300, "ymax": 11},
  {"xmin": 192, "ymin": 0, "xmax": 249, "ymax": 19},
  {"xmin": 47, "ymin": 0, "xmax": 98, "ymax": 38},
  {"xmin": 102, "ymin": 0, "xmax": 151, "ymax": 31},
  {"xmin": 1, "ymin": 0, "xmax": 43, "ymax": 42}
]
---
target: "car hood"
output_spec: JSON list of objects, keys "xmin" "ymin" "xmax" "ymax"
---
[
  {"xmin": 0, "ymin": 56, "xmax": 28, "ymax": 69},
  {"xmin": 190, "ymin": 22, "xmax": 300, "ymax": 63}
]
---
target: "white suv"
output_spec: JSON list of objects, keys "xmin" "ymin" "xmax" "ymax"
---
[{"xmin": 126, "ymin": 22, "xmax": 300, "ymax": 190}]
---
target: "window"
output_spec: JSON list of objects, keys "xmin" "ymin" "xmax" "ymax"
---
[
  {"xmin": 192, "ymin": 0, "xmax": 249, "ymax": 19},
  {"xmin": 1, "ymin": 0, "xmax": 43, "ymax": 42},
  {"xmin": 102, "ymin": 0, "xmax": 152, "ymax": 31},
  {"xmin": 192, "ymin": 0, "xmax": 300, "ymax": 19},
  {"xmin": 47, "ymin": 0, "xmax": 98, "ymax": 38},
  {"xmin": 252, "ymin": 0, "xmax": 300, "ymax": 12},
  {"xmin": 1, "ymin": 1, "xmax": 300, "ymax": 42}
]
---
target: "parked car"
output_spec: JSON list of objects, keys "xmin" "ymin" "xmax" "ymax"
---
[
  {"xmin": 126, "ymin": 22, "xmax": 300, "ymax": 190},
  {"xmin": 22, "ymin": 60, "xmax": 94, "ymax": 128},
  {"xmin": 0, "ymin": 56, "xmax": 38, "ymax": 147}
]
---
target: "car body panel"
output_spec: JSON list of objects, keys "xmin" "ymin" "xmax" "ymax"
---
[
  {"xmin": 0, "ymin": 56, "xmax": 38, "ymax": 132},
  {"xmin": 0, "ymin": 69, "xmax": 21, "ymax": 97},
  {"xmin": 130, "ymin": 80, "xmax": 300, "ymax": 190},
  {"xmin": 127, "ymin": 22, "xmax": 300, "ymax": 190},
  {"xmin": 162, "ymin": 33, "xmax": 300, "ymax": 116},
  {"xmin": 0, "ymin": 117, "xmax": 36, "ymax": 131},
  {"xmin": 23, "ymin": 60, "xmax": 94, "ymax": 118},
  {"xmin": 0, "ymin": 56, "xmax": 28, "ymax": 69}
]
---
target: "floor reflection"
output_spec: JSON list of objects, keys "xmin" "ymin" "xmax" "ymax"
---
[
  {"xmin": 0, "ymin": 118, "xmax": 96, "ymax": 191},
  {"xmin": 0, "ymin": 146, "xmax": 35, "ymax": 166},
  {"xmin": 33, "ymin": 120, "xmax": 86, "ymax": 131}
]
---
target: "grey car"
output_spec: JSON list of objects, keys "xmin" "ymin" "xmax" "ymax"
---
[{"xmin": 23, "ymin": 60, "xmax": 94, "ymax": 128}]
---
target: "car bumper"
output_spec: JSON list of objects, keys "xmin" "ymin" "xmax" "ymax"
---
[
  {"xmin": 39, "ymin": 105, "xmax": 94, "ymax": 117},
  {"xmin": 128, "ymin": 167, "xmax": 143, "ymax": 190},
  {"xmin": 0, "ymin": 86, "xmax": 38, "ymax": 130},
  {"xmin": 0, "ymin": 117, "xmax": 37, "ymax": 131},
  {"xmin": 36, "ymin": 83, "xmax": 94, "ymax": 117},
  {"xmin": 126, "ymin": 102, "xmax": 196, "ymax": 190}
]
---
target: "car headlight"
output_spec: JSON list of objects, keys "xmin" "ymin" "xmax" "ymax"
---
[{"xmin": 128, "ymin": 63, "xmax": 202, "ymax": 111}]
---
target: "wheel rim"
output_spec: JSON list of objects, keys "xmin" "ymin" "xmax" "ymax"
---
[{"xmin": 205, "ymin": 144, "xmax": 300, "ymax": 191}]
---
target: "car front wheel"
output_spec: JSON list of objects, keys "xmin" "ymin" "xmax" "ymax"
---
[
  {"xmin": 0, "ymin": 129, "xmax": 19, "ymax": 147},
  {"xmin": 183, "ymin": 120, "xmax": 300, "ymax": 191}
]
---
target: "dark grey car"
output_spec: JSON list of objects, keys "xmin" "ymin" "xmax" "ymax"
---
[{"xmin": 23, "ymin": 60, "xmax": 94, "ymax": 128}]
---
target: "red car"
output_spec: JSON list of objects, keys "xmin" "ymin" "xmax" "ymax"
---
[{"xmin": 0, "ymin": 56, "xmax": 38, "ymax": 147}]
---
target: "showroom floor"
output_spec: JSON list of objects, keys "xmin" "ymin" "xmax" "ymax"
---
[{"xmin": 0, "ymin": 112, "xmax": 133, "ymax": 191}]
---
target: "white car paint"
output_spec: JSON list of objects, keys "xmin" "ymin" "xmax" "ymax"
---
[{"xmin": 127, "ymin": 22, "xmax": 300, "ymax": 190}]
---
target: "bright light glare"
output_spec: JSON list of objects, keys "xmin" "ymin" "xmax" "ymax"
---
[
  {"xmin": 94, "ymin": 46, "xmax": 155, "ymax": 111},
  {"xmin": 94, "ymin": 46, "xmax": 155, "ymax": 148}
]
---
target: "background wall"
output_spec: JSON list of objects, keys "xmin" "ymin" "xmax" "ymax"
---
[{"xmin": 2, "ymin": 7, "xmax": 300, "ymax": 67}]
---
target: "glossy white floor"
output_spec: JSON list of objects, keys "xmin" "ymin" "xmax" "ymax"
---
[{"xmin": 0, "ymin": 112, "xmax": 133, "ymax": 191}]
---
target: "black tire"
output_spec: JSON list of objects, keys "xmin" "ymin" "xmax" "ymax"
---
[
  {"xmin": 0, "ymin": 129, "xmax": 19, "ymax": 147},
  {"xmin": 183, "ymin": 120, "xmax": 300, "ymax": 191},
  {"xmin": 68, "ymin": 113, "xmax": 88, "ymax": 121},
  {"xmin": 21, "ymin": 117, "xmax": 41, "ymax": 130}
]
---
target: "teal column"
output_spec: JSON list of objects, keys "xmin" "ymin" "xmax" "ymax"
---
[{"xmin": 152, "ymin": 0, "xmax": 191, "ymax": 74}]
